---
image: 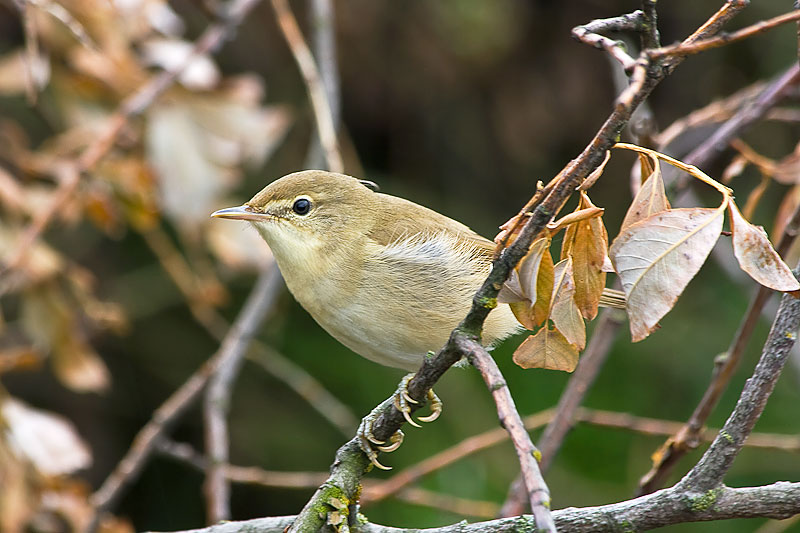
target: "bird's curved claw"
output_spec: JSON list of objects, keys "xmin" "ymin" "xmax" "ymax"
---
[
  {"xmin": 356, "ymin": 374, "xmax": 444, "ymax": 470},
  {"xmin": 394, "ymin": 373, "xmax": 442, "ymax": 427},
  {"xmin": 357, "ymin": 401, "xmax": 405, "ymax": 470}
]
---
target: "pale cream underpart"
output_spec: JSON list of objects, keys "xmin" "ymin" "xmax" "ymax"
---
[{"xmin": 252, "ymin": 220, "xmax": 520, "ymax": 371}]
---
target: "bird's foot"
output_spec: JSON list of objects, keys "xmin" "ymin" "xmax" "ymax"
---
[
  {"xmin": 356, "ymin": 373, "xmax": 443, "ymax": 470},
  {"xmin": 357, "ymin": 401, "xmax": 405, "ymax": 470},
  {"xmin": 393, "ymin": 373, "xmax": 442, "ymax": 427}
]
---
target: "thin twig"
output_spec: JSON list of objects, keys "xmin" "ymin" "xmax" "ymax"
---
[
  {"xmin": 571, "ymin": 10, "xmax": 644, "ymax": 71},
  {"xmin": 467, "ymin": 343, "xmax": 554, "ymax": 532},
  {"xmin": 270, "ymin": 0, "xmax": 344, "ymax": 173},
  {"xmin": 87, "ymin": 265, "xmax": 279, "ymax": 532},
  {"xmin": 365, "ymin": 409, "xmax": 554, "ymax": 504},
  {"xmin": 304, "ymin": 0, "xmax": 340, "ymax": 170},
  {"xmin": 650, "ymin": 9, "xmax": 800, "ymax": 61},
  {"xmin": 499, "ymin": 307, "xmax": 626, "ymax": 517},
  {"xmin": 141, "ymin": 225, "xmax": 357, "ymax": 436}
]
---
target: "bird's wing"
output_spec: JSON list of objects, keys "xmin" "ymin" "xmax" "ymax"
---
[{"xmin": 368, "ymin": 193, "xmax": 496, "ymax": 262}]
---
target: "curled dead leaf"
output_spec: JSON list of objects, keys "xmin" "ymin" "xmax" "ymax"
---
[
  {"xmin": 561, "ymin": 192, "xmax": 608, "ymax": 320},
  {"xmin": 621, "ymin": 150, "xmax": 670, "ymax": 232},
  {"xmin": 550, "ymin": 258, "xmax": 585, "ymax": 350},
  {"xmin": 729, "ymin": 201, "xmax": 799, "ymax": 291}
]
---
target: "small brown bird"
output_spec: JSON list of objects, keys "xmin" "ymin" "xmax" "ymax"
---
[{"xmin": 212, "ymin": 170, "xmax": 521, "ymax": 467}]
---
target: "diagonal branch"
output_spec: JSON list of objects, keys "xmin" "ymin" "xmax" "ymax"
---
[
  {"xmin": 87, "ymin": 265, "xmax": 281, "ymax": 532},
  {"xmin": 270, "ymin": 0, "xmax": 343, "ymax": 173},
  {"xmin": 467, "ymin": 342, "xmax": 554, "ymax": 532}
]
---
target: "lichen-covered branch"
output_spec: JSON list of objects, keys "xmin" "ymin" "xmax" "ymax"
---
[{"xmin": 147, "ymin": 481, "xmax": 800, "ymax": 533}]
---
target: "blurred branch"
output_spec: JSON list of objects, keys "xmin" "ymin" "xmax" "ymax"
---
[
  {"xmin": 466, "ymin": 343, "xmax": 554, "ymax": 532},
  {"xmin": 678, "ymin": 266, "xmax": 800, "ymax": 491},
  {"xmin": 304, "ymin": 0, "xmax": 340, "ymax": 169},
  {"xmin": 680, "ymin": 63, "xmax": 800, "ymax": 177},
  {"xmin": 87, "ymin": 265, "xmax": 280, "ymax": 532},
  {"xmin": 202, "ymin": 264, "xmax": 282, "ymax": 524},
  {"xmin": 156, "ymin": 439, "xmax": 500, "ymax": 518},
  {"xmin": 155, "ymin": 403, "xmax": 800, "ymax": 508},
  {"xmin": 245, "ymin": 347, "xmax": 358, "ymax": 434},
  {"xmin": 270, "ymin": 0, "xmax": 344, "ymax": 173},
  {"xmin": 0, "ymin": 0, "xmax": 265, "ymax": 288},
  {"xmin": 638, "ymin": 205, "xmax": 800, "ymax": 495},
  {"xmin": 140, "ymin": 224, "xmax": 358, "ymax": 436}
]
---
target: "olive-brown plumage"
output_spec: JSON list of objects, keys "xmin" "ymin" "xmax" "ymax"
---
[{"xmin": 212, "ymin": 170, "xmax": 520, "ymax": 371}]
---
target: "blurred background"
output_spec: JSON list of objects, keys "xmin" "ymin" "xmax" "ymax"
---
[{"xmin": 1, "ymin": 0, "xmax": 799, "ymax": 531}]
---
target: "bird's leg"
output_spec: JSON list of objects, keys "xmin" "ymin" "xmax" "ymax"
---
[{"xmin": 357, "ymin": 373, "xmax": 443, "ymax": 470}]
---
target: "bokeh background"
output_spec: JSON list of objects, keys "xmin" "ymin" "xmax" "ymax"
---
[{"xmin": 1, "ymin": 0, "xmax": 799, "ymax": 531}]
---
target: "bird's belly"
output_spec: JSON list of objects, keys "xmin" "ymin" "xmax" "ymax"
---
[{"xmin": 310, "ymin": 300, "xmax": 455, "ymax": 371}]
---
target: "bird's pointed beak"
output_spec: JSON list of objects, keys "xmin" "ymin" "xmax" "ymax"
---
[{"xmin": 210, "ymin": 205, "xmax": 269, "ymax": 222}]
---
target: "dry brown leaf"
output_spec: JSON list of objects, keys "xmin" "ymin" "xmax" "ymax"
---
[
  {"xmin": 578, "ymin": 149, "xmax": 611, "ymax": 191},
  {"xmin": 721, "ymin": 154, "xmax": 748, "ymax": 184},
  {"xmin": 20, "ymin": 286, "xmax": 110, "ymax": 393},
  {"xmin": 0, "ymin": 436, "xmax": 35, "ymax": 533},
  {"xmin": 499, "ymin": 237, "xmax": 551, "ymax": 329},
  {"xmin": 621, "ymin": 151, "xmax": 670, "ymax": 232},
  {"xmin": 512, "ymin": 327, "xmax": 579, "ymax": 372},
  {"xmin": 550, "ymin": 257, "xmax": 585, "ymax": 349},
  {"xmin": 561, "ymin": 191, "xmax": 608, "ymax": 320},
  {"xmin": 729, "ymin": 201, "xmax": 800, "ymax": 291},
  {"xmin": 547, "ymin": 205, "xmax": 604, "ymax": 234},
  {"xmin": 609, "ymin": 206, "xmax": 726, "ymax": 342},
  {"xmin": 532, "ymin": 247, "xmax": 554, "ymax": 326}
]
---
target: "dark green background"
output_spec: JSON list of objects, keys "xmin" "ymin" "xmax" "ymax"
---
[{"xmin": 2, "ymin": 0, "xmax": 799, "ymax": 531}]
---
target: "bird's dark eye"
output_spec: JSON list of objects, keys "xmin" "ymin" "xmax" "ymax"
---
[{"xmin": 292, "ymin": 198, "xmax": 311, "ymax": 215}]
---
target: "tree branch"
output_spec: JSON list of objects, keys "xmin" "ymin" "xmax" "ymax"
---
[
  {"xmin": 466, "ymin": 342, "xmax": 554, "ymax": 532},
  {"xmin": 146, "ymin": 481, "xmax": 800, "ymax": 533}
]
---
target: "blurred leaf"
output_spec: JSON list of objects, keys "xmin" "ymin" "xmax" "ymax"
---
[
  {"xmin": 0, "ymin": 435, "xmax": 35, "ymax": 533},
  {"xmin": 774, "ymin": 184, "xmax": 800, "ymax": 241},
  {"xmin": 610, "ymin": 207, "xmax": 725, "ymax": 342},
  {"xmin": 1, "ymin": 397, "xmax": 92, "ymax": 476},
  {"xmin": 140, "ymin": 38, "xmax": 220, "ymax": 90},
  {"xmin": 20, "ymin": 285, "xmax": 111, "ymax": 393},
  {"xmin": 0, "ymin": 50, "xmax": 50, "ymax": 95},
  {"xmin": 0, "ymin": 228, "xmax": 64, "ymax": 286},
  {"xmin": 207, "ymin": 216, "xmax": 274, "ymax": 271},
  {"xmin": 560, "ymin": 191, "xmax": 608, "ymax": 320},
  {"xmin": 728, "ymin": 201, "xmax": 800, "ymax": 291},
  {"xmin": 145, "ymin": 85, "xmax": 290, "ymax": 228}
]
